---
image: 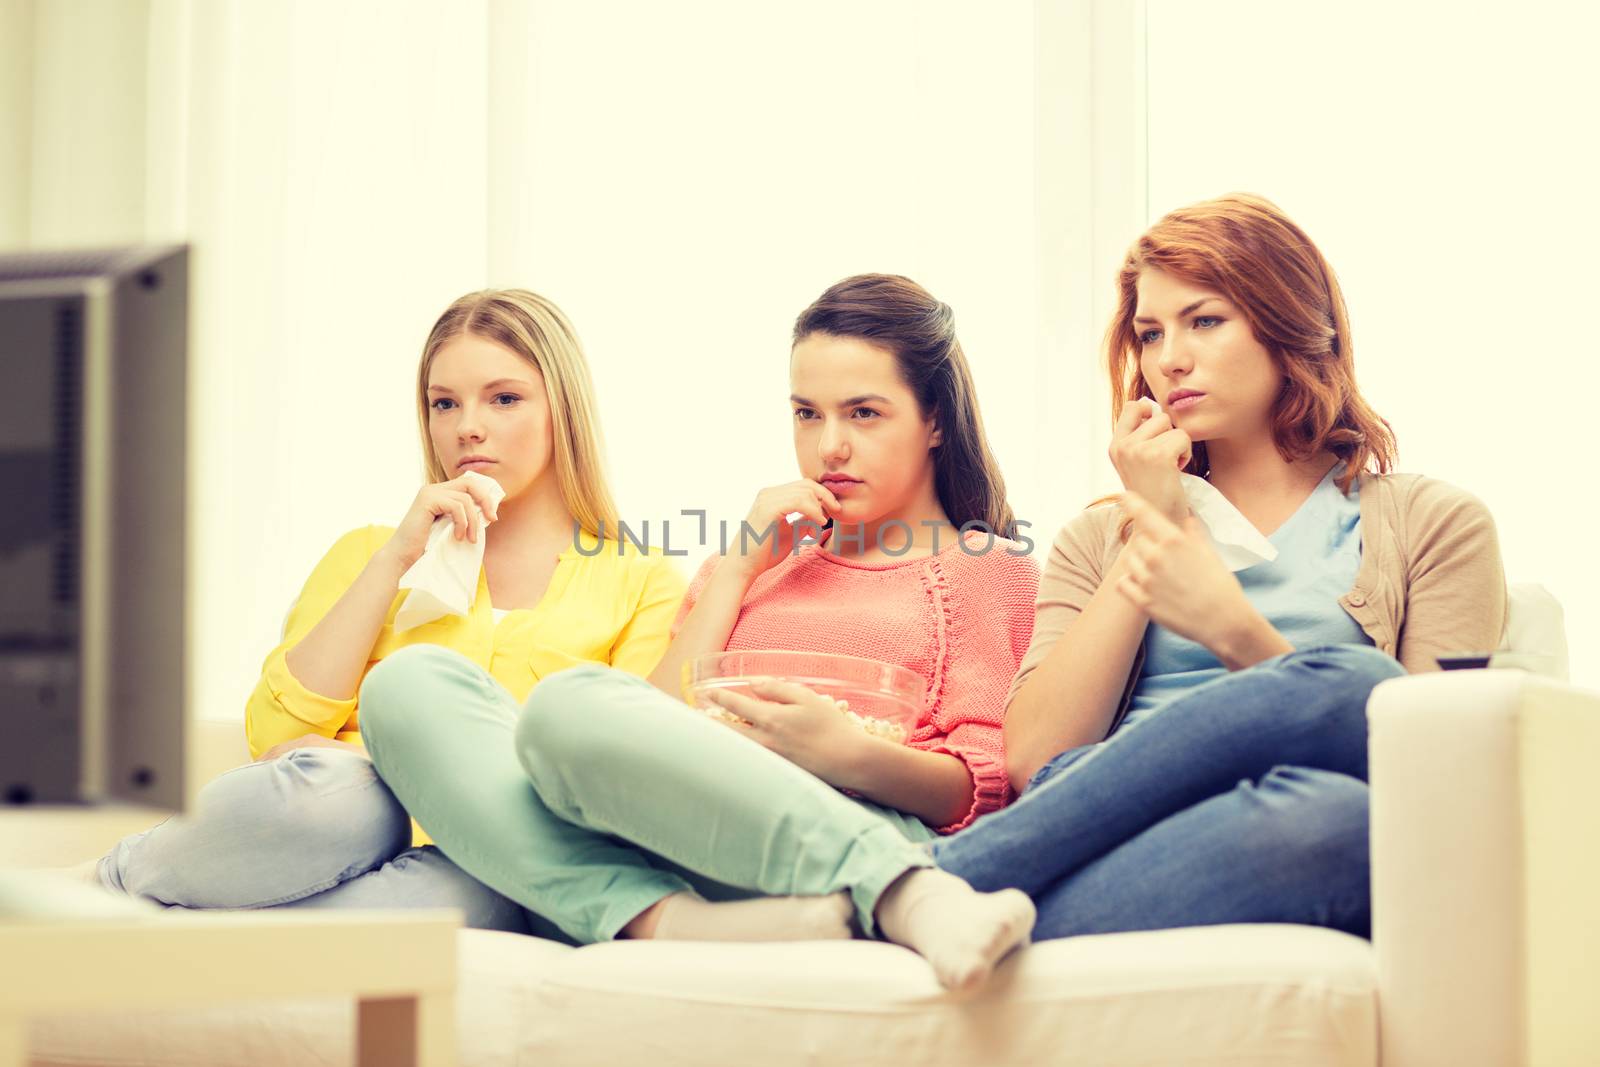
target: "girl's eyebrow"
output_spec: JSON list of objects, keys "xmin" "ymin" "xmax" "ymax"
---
[
  {"xmin": 790, "ymin": 393, "xmax": 893, "ymax": 407},
  {"xmin": 1133, "ymin": 297, "xmax": 1223, "ymax": 325},
  {"xmin": 428, "ymin": 377, "xmax": 535, "ymax": 394}
]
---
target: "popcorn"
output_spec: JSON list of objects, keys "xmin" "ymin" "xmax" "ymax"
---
[
  {"xmin": 699, "ymin": 703, "xmax": 752, "ymax": 728},
  {"xmin": 693, "ymin": 692, "xmax": 908, "ymax": 745},
  {"xmin": 837, "ymin": 700, "xmax": 909, "ymax": 744}
]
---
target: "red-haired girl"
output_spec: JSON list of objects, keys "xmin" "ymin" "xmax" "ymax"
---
[{"xmin": 934, "ymin": 193, "xmax": 1506, "ymax": 940}]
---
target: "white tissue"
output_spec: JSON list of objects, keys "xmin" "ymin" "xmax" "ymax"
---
[
  {"xmin": 1140, "ymin": 396, "xmax": 1277, "ymax": 572},
  {"xmin": 393, "ymin": 470, "xmax": 507, "ymax": 632},
  {"xmin": 1178, "ymin": 474, "xmax": 1278, "ymax": 571}
]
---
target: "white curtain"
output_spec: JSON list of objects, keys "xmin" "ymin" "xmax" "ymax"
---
[{"xmin": 482, "ymin": 0, "xmax": 1137, "ymax": 575}]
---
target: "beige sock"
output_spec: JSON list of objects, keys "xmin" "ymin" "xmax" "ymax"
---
[
  {"xmin": 650, "ymin": 890, "xmax": 855, "ymax": 942},
  {"xmin": 874, "ymin": 867, "xmax": 1035, "ymax": 991}
]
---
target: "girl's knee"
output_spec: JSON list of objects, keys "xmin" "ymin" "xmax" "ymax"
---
[
  {"xmin": 358, "ymin": 645, "xmax": 458, "ymax": 739},
  {"xmin": 1289, "ymin": 644, "xmax": 1406, "ymax": 689},
  {"xmin": 522, "ymin": 662, "xmax": 621, "ymax": 716},
  {"xmin": 1253, "ymin": 767, "xmax": 1369, "ymax": 865},
  {"xmin": 126, "ymin": 753, "xmax": 411, "ymax": 905},
  {"xmin": 516, "ymin": 663, "xmax": 626, "ymax": 756},
  {"xmin": 364, "ymin": 643, "xmax": 457, "ymax": 726},
  {"xmin": 258, "ymin": 750, "xmax": 410, "ymax": 857},
  {"xmin": 1273, "ymin": 645, "xmax": 1404, "ymax": 744},
  {"xmin": 516, "ymin": 664, "xmax": 639, "ymax": 810},
  {"xmin": 204, "ymin": 747, "xmax": 376, "ymax": 812}
]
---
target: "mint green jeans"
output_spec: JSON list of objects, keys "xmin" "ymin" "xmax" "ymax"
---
[{"xmin": 357, "ymin": 646, "xmax": 935, "ymax": 944}]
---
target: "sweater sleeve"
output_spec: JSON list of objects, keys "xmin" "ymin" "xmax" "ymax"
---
[
  {"xmin": 244, "ymin": 527, "xmax": 391, "ymax": 759},
  {"xmin": 910, "ymin": 546, "xmax": 1041, "ymax": 833},
  {"xmin": 669, "ymin": 553, "xmax": 721, "ymax": 638},
  {"xmin": 608, "ymin": 555, "xmax": 690, "ymax": 677},
  {"xmin": 1003, "ymin": 507, "xmax": 1122, "ymax": 711},
  {"xmin": 1396, "ymin": 478, "xmax": 1508, "ymax": 674}
]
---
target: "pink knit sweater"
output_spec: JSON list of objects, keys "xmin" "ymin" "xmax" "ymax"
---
[{"xmin": 673, "ymin": 530, "xmax": 1040, "ymax": 832}]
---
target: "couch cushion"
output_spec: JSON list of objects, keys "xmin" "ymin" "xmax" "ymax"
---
[
  {"xmin": 30, "ymin": 923, "xmax": 1376, "ymax": 1066},
  {"xmin": 1498, "ymin": 582, "xmax": 1569, "ymax": 680},
  {"xmin": 522, "ymin": 926, "xmax": 1376, "ymax": 1066}
]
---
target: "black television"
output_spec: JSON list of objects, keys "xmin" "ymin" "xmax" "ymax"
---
[{"xmin": 0, "ymin": 246, "xmax": 188, "ymax": 810}]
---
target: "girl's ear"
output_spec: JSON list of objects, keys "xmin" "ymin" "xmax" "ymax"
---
[{"xmin": 929, "ymin": 425, "xmax": 943, "ymax": 448}]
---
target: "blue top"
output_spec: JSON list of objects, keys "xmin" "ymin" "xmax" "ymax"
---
[{"xmin": 1123, "ymin": 465, "xmax": 1370, "ymax": 732}]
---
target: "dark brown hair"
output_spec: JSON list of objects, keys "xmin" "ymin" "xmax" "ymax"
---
[
  {"xmin": 793, "ymin": 274, "xmax": 1016, "ymax": 538},
  {"xmin": 1106, "ymin": 193, "xmax": 1395, "ymax": 492}
]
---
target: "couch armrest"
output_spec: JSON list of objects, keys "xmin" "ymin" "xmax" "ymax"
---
[{"xmin": 1369, "ymin": 669, "xmax": 1600, "ymax": 1067}]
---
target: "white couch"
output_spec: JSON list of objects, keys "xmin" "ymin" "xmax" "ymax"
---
[{"xmin": 7, "ymin": 588, "xmax": 1594, "ymax": 1067}]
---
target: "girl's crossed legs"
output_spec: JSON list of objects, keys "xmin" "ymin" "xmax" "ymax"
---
[
  {"xmin": 935, "ymin": 644, "xmax": 1403, "ymax": 939},
  {"xmin": 358, "ymin": 647, "xmax": 1034, "ymax": 989}
]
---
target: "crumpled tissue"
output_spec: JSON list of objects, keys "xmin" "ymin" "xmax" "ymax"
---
[
  {"xmin": 1141, "ymin": 397, "xmax": 1277, "ymax": 572},
  {"xmin": 393, "ymin": 470, "xmax": 506, "ymax": 632},
  {"xmin": 1177, "ymin": 474, "xmax": 1278, "ymax": 572}
]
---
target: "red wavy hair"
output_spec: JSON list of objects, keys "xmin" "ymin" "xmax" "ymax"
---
[{"xmin": 1105, "ymin": 193, "xmax": 1395, "ymax": 493}]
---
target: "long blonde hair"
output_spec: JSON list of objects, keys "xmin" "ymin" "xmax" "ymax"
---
[{"xmin": 415, "ymin": 289, "xmax": 620, "ymax": 538}]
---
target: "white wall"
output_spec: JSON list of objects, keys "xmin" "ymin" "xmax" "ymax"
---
[
  {"xmin": 486, "ymin": 0, "xmax": 1104, "ymax": 570},
  {"xmin": 1143, "ymin": 0, "xmax": 1596, "ymax": 682},
  {"xmin": 0, "ymin": 0, "xmax": 35, "ymax": 248}
]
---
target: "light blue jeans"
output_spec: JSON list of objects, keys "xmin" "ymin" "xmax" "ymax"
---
[
  {"xmin": 97, "ymin": 745, "xmax": 530, "ymax": 933},
  {"xmin": 933, "ymin": 644, "xmax": 1405, "ymax": 940}
]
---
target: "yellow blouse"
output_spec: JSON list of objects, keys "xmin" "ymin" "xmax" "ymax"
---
[{"xmin": 245, "ymin": 525, "xmax": 687, "ymax": 760}]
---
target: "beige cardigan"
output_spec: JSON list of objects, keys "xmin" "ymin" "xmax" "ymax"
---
[{"xmin": 1007, "ymin": 473, "xmax": 1508, "ymax": 737}]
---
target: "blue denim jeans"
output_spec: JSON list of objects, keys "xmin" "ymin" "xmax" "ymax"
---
[
  {"xmin": 932, "ymin": 644, "xmax": 1406, "ymax": 940},
  {"xmin": 97, "ymin": 746, "xmax": 530, "ymax": 933}
]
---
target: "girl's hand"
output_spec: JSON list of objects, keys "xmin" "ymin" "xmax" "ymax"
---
[
  {"xmin": 380, "ymin": 475, "xmax": 504, "ymax": 571},
  {"xmin": 1108, "ymin": 398, "xmax": 1192, "ymax": 523},
  {"xmin": 726, "ymin": 480, "xmax": 842, "ymax": 580},
  {"xmin": 258, "ymin": 735, "xmax": 367, "ymax": 762},
  {"xmin": 703, "ymin": 678, "xmax": 870, "ymax": 785},
  {"xmin": 1116, "ymin": 492, "xmax": 1292, "ymax": 669}
]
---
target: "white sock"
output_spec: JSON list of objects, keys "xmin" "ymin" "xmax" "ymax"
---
[
  {"xmin": 651, "ymin": 890, "xmax": 855, "ymax": 942},
  {"xmin": 874, "ymin": 867, "xmax": 1035, "ymax": 991}
]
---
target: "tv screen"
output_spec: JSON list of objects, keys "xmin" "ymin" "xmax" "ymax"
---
[{"xmin": 0, "ymin": 246, "xmax": 188, "ymax": 810}]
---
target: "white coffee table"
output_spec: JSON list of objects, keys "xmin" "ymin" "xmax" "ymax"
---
[{"xmin": 0, "ymin": 900, "xmax": 458, "ymax": 1067}]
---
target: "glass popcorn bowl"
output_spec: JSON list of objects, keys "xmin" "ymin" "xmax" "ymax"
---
[{"xmin": 682, "ymin": 650, "xmax": 926, "ymax": 744}]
